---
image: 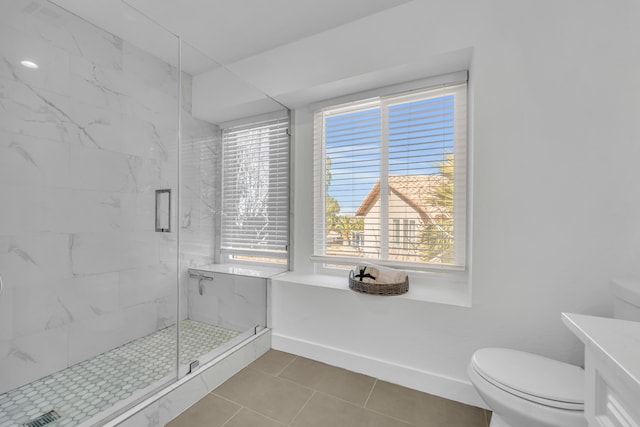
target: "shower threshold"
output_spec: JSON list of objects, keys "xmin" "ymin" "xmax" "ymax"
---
[{"xmin": 0, "ymin": 321, "xmax": 241, "ymax": 427}]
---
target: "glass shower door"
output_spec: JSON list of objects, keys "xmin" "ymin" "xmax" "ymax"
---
[{"xmin": 0, "ymin": 0, "xmax": 181, "ymax": 425}]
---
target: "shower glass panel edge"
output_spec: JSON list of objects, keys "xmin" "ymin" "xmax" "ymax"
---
[{"xmin": 177, "ymin": 40, "xmax": 282, "ymax": 380}]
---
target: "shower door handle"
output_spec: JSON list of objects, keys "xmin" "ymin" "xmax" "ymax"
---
[{"xmin": 155, "ymin": 189, "xmax": 172, "ymax": 232}]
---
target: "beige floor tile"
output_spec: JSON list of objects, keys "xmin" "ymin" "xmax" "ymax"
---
[
  {"xmin": 249, "ymin": 349, "xmax": 297, "ymax": 375},
  {"xmin": 279, "ymin": 356, "xmax": 376, "ymax": 406},
  {"xmin": 166, "ymin": 393, "xmax": 239, "ymax": 427},
  {"xmin": 223, "ymin": 408, "xmax": 286, "ymax": 427},
  {"xmin": 366, "ymin": 381, "xmax": 486, "ymax": 427},
  {"xmin": 291, "ymin": 392, "xmax": 413, "ymax": 427},
  {"xmin": 484, "ymin": 410, "xmax": 492, "ymax": 426},
  {"xmin": 214, "ymin": 367, "xmax": 313, "ymax": 424}
]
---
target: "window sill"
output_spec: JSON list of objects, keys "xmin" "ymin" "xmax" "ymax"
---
[{"xmin": 271, "ymin": 271, "xmax": 471, "ymax": 307}]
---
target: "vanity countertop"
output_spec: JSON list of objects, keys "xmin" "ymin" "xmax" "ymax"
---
[{"xmin": 562, "ymin": 312, "xmax": 640, "ymax": 396}]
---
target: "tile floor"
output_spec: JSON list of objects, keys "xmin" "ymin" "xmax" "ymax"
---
[
  {"xmin": 168, "ymin": 350, "xmax": 491, "ymax": 427},
  {"xmin": 0, "ymin": 321, "xmax": 240, "ymax": 427}
]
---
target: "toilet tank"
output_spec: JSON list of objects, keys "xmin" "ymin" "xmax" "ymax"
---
[{"xmin": 611, "ymin": 278, "xmax": 640, "ymax": 321}]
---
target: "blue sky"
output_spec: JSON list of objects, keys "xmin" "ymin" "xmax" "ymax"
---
[{"xmin": 325, "ymin": 95, "xmax": 454, "ymax": 215}]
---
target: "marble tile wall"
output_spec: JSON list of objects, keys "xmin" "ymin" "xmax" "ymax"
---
[
  {"xmin": 187, "ymin": 273, "xmax": 267, "ymax": 333},
  {"xmin": 0, "ymin": 0, "xmax": 219, "ymax": 395}
]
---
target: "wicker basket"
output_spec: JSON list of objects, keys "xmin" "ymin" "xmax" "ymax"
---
[{"xmin": 348, "ymin": 270, "xmax": 409, "ymax": 296}]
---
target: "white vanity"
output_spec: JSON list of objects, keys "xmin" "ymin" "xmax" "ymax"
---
[{"xmin": 562, "ymin": 313, "xmax": 640, "ymax": 427}]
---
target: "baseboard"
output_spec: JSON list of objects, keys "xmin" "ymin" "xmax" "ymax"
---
[{"xmin": 272, "ymin": 332, "xmax": 487, "ymax": 409}]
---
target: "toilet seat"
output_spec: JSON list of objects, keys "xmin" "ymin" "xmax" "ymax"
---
[{"xmin": 471, "ymin": 348, "xmax": 584, "ymax": 411}]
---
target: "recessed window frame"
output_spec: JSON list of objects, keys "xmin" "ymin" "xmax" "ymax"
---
[
  {"xmin": 311, "ymin": 72, "xmax": 468, "ymax": 274},
  {"xmin": 219, "ymin": 111, "xmax": 291, "ymax": 267}
]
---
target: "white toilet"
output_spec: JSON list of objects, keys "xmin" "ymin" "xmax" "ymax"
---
[{"xmin": 468, "ymin": 278, "xmax": 640, "ymax": 427}]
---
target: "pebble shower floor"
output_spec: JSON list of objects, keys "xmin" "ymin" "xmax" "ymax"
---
[{"xmin": 0, "ymin": 321, "xmax": 241, "ymax": 427}]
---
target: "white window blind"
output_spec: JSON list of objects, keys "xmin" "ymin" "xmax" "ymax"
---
[
  {"xmin": 221, "ymin": 115, "xmax": 289, "ymax": 263},
  {"xmin": 313, "ymin": 80, "xmax": 467, "ymax": 271}
]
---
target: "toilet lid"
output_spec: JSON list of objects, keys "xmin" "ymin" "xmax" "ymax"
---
[{"xmin": 472, "ymin": 348, "xmax": 584, "ymax": 410}]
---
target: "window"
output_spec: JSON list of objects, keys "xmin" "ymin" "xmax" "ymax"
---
[
  {"xmin": 392, "ymin": 219, "xmax": 401, "ymax": 249},
  {"xmin": 221, "ymin": 115, "xmax": 289, "ymax": 265},
  {"xmin": 313, "ymin": 79, "xmax": 467, "ymax": 271},
  {"xmin": 402, "ymin": 219, "xmax": 416, "ymax": 250}
]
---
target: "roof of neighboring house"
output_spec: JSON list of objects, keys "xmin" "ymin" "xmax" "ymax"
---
[{"xmin": 354, "ymin": 175, "xmax": 450, "ymax": 224}]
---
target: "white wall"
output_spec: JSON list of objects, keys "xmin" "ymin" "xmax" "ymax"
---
[{"xmin": 272, "ymin": 0, "xmax": 640, "ymax": 407}]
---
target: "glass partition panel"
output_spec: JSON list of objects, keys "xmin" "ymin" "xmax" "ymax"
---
[
  {"xmin": 177, "ymin": 41, "xmax": 287, "ymax": 375},
  {"xmin": 0, "ymin": 0, "xmax": 180, "ymax": 425}
]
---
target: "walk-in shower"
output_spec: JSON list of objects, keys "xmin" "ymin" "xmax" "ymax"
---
[{"xmin": 0, "ymin": 1, "xmax": 287, "ymax": 425}]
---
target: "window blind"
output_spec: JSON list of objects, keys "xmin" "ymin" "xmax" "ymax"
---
[
  {"xmin": 313, "ymin": 80, "xmax": 467, "ymax": 271},
  {"xmin": 221, "ymin": 116, "xmax": 289, "ymax": 261}
]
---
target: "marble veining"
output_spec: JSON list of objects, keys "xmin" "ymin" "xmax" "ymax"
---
[
  {"xmin": 187, "ymin": 271, "xmax": 267, "ymax": 332},
  {"xmin": 8, "ymin": 142, "xmax": 38, "ymax": 167},
  {"xmin": 2, "ymin": 58, "xmax": 104, "ymax": 149},
  {"xmin": 7, "ymin": 347, "xmax": 36, "ymax": 364},
  {"xmin": 7, "ymin": 245, "xmax": 37, "ymax": 265}
]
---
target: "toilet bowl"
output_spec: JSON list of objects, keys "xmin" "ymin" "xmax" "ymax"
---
[
  {"xmin": 468, "ymin": 278, "xmax": 640, "ymax": 427},
  {"xmin": 468, "ymin": 348, "xmax": 586, "ymax": 427}
]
